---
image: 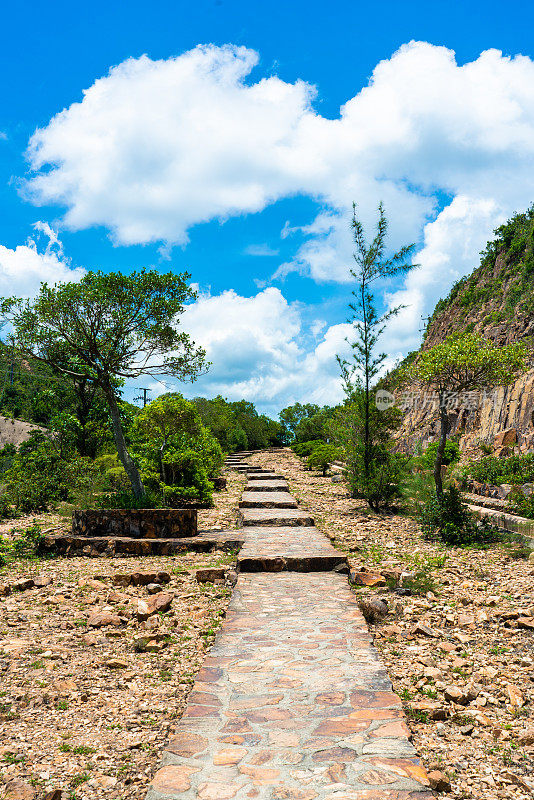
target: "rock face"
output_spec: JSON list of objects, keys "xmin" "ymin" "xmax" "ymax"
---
[
  {"xmin": 0, "ymin": 415, "xmax": 47, "ymax": 448},
  {"xmin": 394, "ymin": 210, "xmax": 534, "ymax": 456},
  {"xmin": 72, "ymin": 508, "xmax": 197, "ymax": 539}
]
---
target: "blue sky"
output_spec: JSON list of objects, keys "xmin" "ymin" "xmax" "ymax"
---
[{"xmin": 1, "ymin": 0, "xmax": 534, "ymax": 414}]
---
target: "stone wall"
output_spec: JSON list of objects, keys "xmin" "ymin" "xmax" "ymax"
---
[{"xmin": 72, "ymin": 508, "xmax": 197, "ymax": 539}]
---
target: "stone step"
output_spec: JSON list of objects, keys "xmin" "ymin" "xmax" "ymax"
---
[
  {"xmin": 239, "ymin": 491, "xmax": 298, "ymax": 509},
  {"xmin": 244, "ymin": 472, "xmax": 285, "ymax": 480},
  {"xmin": 245, "ymin": 480, "xmax": 289, "ymax": 492},
  {"xmin": 237, "ymin": 526, "xmax": 346, "ymax": 572},
  {"xmin": 239, "ymin": 508, "xmax": 315, "ymax": 527},
  {"xmin": 146, "ymin": 573, "xmax": 432, "ymax": 800},
  {"xmin": 42, "ymin": 531, "xmax": 245, "ymax": 558}
]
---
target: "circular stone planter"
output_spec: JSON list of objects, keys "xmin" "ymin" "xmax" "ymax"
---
[{"xmin": 72, "ymin": 508, "xmax": 197, "ymax": 539}]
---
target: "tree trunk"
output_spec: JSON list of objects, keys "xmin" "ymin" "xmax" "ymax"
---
[
  {"xmin": 434, "ymin": 396, "xmax": 449, "ymax": 501},
  {"xmin": 103, "ymin": 382, "xmax": 145, "ymax": 500}
]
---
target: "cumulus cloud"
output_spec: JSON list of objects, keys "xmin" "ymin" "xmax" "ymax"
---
[
  {"xmin": 176, "ymin": 287, "xmax": 351, "ymax": 413},
  {"xmin": 0, "ymin": 224, "xmax": 85, "ymax": 298},
  {"xmin": 20, "ymin": 40, "xmax": 534, "ymax": 406}
]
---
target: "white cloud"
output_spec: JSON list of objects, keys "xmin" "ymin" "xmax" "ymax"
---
[
  {"xmin": 177, "ymin": 286, "xmax": 351, "ymax": 414},
  {"xmin": 20, "ymin": 41, "xmax": 534, "ymax": 407},
  {"xmin": 381, "ymin": 196, "xmax": 505, "ymax": 360},
  {"xmin": 0, "ymin": 224, "xmax": 85, "ymax": 298},
  {"xmin": 244, "ymin": 243, "xmax": 279, "ymax": 257}
]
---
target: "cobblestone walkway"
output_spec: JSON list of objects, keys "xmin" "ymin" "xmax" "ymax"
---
[{"xmin": 146, "ymin": 457, "xmax": 433, "ymax": 800}]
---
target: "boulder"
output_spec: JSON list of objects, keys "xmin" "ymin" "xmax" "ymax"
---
[
  {"xmin": 358, "ymin": 597, "xmax": 388, "ymax": 624},
  {"xmin": 349, "ymin": 569, "xmax": 385, "ymax": 587},
  {"xmin": 136, "ymin": 591, "xmax": 173, "ymax": 621},
  {"xmin": 4, "ymin": 780, "xmax": 36, "ymax": 800},
  {"xmin": 496, "ymin": 483, "xmax": 514, "ymax": 499},
  {"xmin": 11, "ymin": 578, "xmax": 35, "ymax": 592},
  {"xmin": 494, "ymin": 427, "xmax": 517, "ymax": 449},
  {"xmin": 33, "ymin": 576, "xmax": 53, "ymax": 588},
  {"xmin": 428, "ymin": 770, "xmax": 451, "ymax": 793},
  {"xmin": 87, "ymin": 611, "xmax": 122, "ymax": 628},
  {"xmin": 196, "ymin": 567, "xmax": 226, "ymax": 583}
]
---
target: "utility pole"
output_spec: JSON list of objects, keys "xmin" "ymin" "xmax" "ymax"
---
[{"xmin": 134, "ymin": 387, "xmax": 151, "ymax": 407}]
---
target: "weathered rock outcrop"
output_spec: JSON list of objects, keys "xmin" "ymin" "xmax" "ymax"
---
[{"xmin": 395, "ymin": 206, "xmax": 534, "ymax": 456}]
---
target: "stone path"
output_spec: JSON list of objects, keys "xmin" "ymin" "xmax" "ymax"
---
[{"xmin": 146, "ymin": 454, "xmax": 433, "ymax": 800}]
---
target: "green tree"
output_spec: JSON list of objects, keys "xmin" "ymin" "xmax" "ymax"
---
[
  {"xmin": 330, "ymin": 390, "xmax": 404, "ymax": 509},
  {"xmin": 279, "ymin": 403, "xmax": 320, "ymax": 444},
  {"xmin": 307, "ymin": 443, "xmax": 343, "ymax": 476},
  {"xmin": 406, "ymin": 331, "xmax": 528, "ymax": 498},
  {"xmin": 336, "ymin": 202, "xmax": 416, "ymax": 506},
  {"xmin": 3, "ymin": 270, "xmax": 206, "ymax": 499},
  {"xmin": 133, "ymin": 394, "xmax": 223, "ymax": 505}
]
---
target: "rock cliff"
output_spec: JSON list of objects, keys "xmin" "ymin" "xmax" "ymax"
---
[{"xmin": 394, "ymin": 205, "xmax": 534, "ymax": 457}]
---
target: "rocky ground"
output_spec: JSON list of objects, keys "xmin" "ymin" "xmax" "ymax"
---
[
  {"xmin": 0, "ymin": 471, "xmax": 245, "ymax": 800},
  {"xmin": 249, "ymin": 449, "xmax": 534, "ymax": 800}
]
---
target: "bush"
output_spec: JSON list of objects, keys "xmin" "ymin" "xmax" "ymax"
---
[
  {"xmin": 421, "ymin": 440, "xmax": 460, "ymax": 470},
  {"xmin": 97, "ymin": 491, "xmax": 158, "ymax": 510},
  {"xmin": 462, "ymin": 453, "xmax": 534, "ymax": 486},
  {"xmin": 291, "ymin": 440, "xmax": 323, "ymax": 458},
  {"xmin": 132, "ymin": 395, "xmax": 222, "ymax": 507},
  {"xmin": 507, "ymin": 488, "xmax": 534, "ymax": 519},
  {"xmin": 419, "ymin": 486, "xmax": 501, "ymax": 546},
  {"xmin": 0, "ymin": 522, "xmax": 43, "ymax": 566},
  {"xmin": 3, "ymin": 442, "xmax": 71, "ymax": 513},
  {"xmin": 307, "ymin": 444, "xmax": 344, "ymax": 476}
]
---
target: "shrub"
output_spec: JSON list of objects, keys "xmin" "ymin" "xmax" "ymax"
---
[
  {"xmin": 0, "ymin": 523, "xmax": 43, "ymax": 566},
  {"xmin": 3, "ymin": 442, "xmax": 70, "ymax": 513},
  {"xmin": 462, "ymin": 453, "xmax": 534, "ymax": 485},
  {"xmin": 307, "ymin": 444, "xmax": 344, "ymax": 476},
  {"xmin": 291, "ymin": 440, "xmax": 323, "ymax": 458},
  {"xmin": 132, "ymin": 394, "xmax": 223, "ymax": 507},
  {"xmin": 507, "ymin": 488, "xmax": 534, "ymax": 519},
  {"xmin": 419, "ymin": 486, "xmax": 501, "ymax": 546},
  {"xmin": 421, "ymin": 440, "xmax": 460, "ymax": 470}
]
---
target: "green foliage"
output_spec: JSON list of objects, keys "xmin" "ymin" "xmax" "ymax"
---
[
  {"xmin": 419, "ymin": 486, "xmax": 501, "ymax": 546},
  {"xmin": 427, "ymin": 204, "xmax": 534, "ymax": 326},
  {"xmin": 132, "ymin": 394, "xmax": 223, "ymax": 506},
  {"xmin": 0, "ymin": 523, "xmax": 43, "ymax": 566},
  {"xmin": 507, "ymin": 489, "xmax": 534, "ymax": 519},
  {"xmin": 279, "ymin": 403, "xmax": 334, "ymax": 444},
  {"xmin": 291, "ymin": 440, "xmax": 323, "ymax": 457},
  {"xmin": 406, "ymin": 331, "xmax": 528, "ymax": 499},
  {"xmin": 421, "ymin": 440, "xmax": 460, "ymax": 469},
  {"xmin": 462, "ymin": 453, "xmax": 534, "ymax": 485},
  {"xmin": 407, "ymin": 331, "xmax": 528, "ymax": 392},
  {"xmin": 97, "ymin": 490, "xmax": 159, "ymax": 510},
  {"xmin": 330, "ymin": 389, "xmax": 406, "ymax": 510},
  {"xmin": 307, "ymin": 443, "xmax": 344, "ymax": 476},
  {"xmin": 192, "ymin": 395, "xmax": 283, "ymax": 451},
  {"xmin": 4, "ymin": 269, "xmax": 206, "ymax": 498}
]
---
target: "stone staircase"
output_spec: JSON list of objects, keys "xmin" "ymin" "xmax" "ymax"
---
[{"xmin": 145, "ymin": 452, "xmax": 434, "ymax": 800}]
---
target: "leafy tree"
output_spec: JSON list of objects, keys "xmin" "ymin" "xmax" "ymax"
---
[
  {"xmin": 307, "ymin": 443, "xmax": 344, "ymax": 476},
  {"xmin": 336, "ymin": 202, "xmax": 416, "ymax": 507},
  {"xmin": 330, "ymin": 389, "xmax": 404, "ymax": 509},
  {"xmin": 406, "ymin": 331, "xmax": 528, "ymax": 498},
  {"xmin": 3, "ymin": 270, "xmax": 206, "ymax": 499},
  {"xmin": 132, "ymin": 394, "xmax": 223, "ymax": 505},
  {"xmin": 192, "ymin": 395, "xmax": 282, "ymax": 451},
  {"xmin": 279, "ymin": 403, "xmax": 320, "ymax": 443}
]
